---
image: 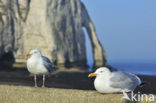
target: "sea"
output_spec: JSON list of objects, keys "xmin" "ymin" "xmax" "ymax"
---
[{"xmin": 88, "ymin": 62, "xmax": 156, "ymax": 76}]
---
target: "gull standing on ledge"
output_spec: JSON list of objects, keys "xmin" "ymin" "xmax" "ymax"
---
[
  {"xmin": 26, "ymin": 49, "xmax": 54, "ymax": 88},
  {"xmin": 88, "ymin": 67, "xmax": 142, "ymax": 93}
]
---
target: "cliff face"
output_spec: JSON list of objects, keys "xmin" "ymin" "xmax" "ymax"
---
[{"xmin": 0, "ymin": 0, "xmax": 107, "ymax": 68}]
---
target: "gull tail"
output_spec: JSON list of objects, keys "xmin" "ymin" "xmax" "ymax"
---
[{"xmin": 139, "ymin": 81, "xmax": 148, "ymax": 87}]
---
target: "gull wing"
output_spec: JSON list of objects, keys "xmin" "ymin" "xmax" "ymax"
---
[
  {"xmin": 109, "ymin": 72, "xmax": 140, "ymax": 91},
  {"xmin": 42, "ymin": 56, "xmax": 55, "ymax": 72}
]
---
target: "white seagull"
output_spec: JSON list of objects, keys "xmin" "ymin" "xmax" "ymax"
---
[
  {"xmin": 88, "ymin": 67, "xmax": 142, "ymax": 93},
  {"xmin": 26, "ymin": 49, "xmax": 54, "ymax": 88}
]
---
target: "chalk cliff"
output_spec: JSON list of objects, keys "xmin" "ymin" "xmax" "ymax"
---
[{"xmin": 0, "ymin": 0, "xmax": 107, "ymax": 68}]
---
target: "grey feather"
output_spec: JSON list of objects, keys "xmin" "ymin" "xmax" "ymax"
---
[
  {"xmin": 109, "ymin": 72, "xmax": 140, "ymax": 90},
  {"xmin": 42, "ymin": 56, "xmax": 54, "ymax": 72}
]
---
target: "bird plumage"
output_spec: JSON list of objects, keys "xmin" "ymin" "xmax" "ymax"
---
[
  {"xmin": 88, "ymin": 67, "xmax": 142, "ymax": 93},
  {"xmin": 42, "ymin": 56, "xmax": 54, "ymax": 73},
  {"xmin": 109, "ymin": 72, "xmax": 141, "ymax": 91},
  {"xmin": 26, "ymin": 49, "xmax": 54, "ymax": 87}
]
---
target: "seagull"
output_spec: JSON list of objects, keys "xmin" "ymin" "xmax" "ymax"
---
[
  {"xmin": 88, "ymin": 67, "xmax": 142, "ymax": 93},
  {"xmin": 26, "ymin": 49, "xmax": 54, "ymax": 88}
]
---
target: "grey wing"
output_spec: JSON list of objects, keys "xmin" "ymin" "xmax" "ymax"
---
[
  {"xmin": 109, "ymin": 72, "xmax": 140, "ymax": 90},
  {"xmin": 42, "ymin": 56, "xmax": 55, "ymax": 72}
]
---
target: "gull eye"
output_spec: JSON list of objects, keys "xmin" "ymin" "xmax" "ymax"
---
[
  {"xmin": 34, "ymin": 51, "xmax": 37, "ymax": 53},
  {"xmin": 100, "ymin": 71, "xmax": 103, "ymax": 73}
]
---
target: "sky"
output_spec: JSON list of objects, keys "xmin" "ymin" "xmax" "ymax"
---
[{"xmin": 82, "ymin": 0, "xmax": 156, "ymax": 63}]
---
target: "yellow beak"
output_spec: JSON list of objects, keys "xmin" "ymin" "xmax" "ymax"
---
[
  {"xmin": 26, "ymin": 53, "xmax": 31, "ymax": 57},
  {"xmin": 88, "ymin": 73, "xmax": 97, "ymax": 78}
]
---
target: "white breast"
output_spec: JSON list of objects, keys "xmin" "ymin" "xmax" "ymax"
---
[
  {"xmin": 27, "ymin": 56, "xmax": 48, "ymax": 75},
  {"xmin": 94, "ymin": 75, "xmax": 121, "ymax": 93}
]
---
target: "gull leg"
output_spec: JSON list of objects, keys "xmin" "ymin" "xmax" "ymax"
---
[
  {"xmin": 42, "ymin": 74, "xmax": 45, "ymax": 88},
  {"xmin": 34, "ymin": 74, "xmax": 38, "ymax": 88}
]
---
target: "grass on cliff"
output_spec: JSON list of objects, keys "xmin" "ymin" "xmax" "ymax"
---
[{"xmin": 0, "ymin": 85, "xmax": 155, "ymax": 103}]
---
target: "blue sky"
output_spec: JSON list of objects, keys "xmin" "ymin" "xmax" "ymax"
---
[{"xmin": 82, "ymin": 0, "xmax": 156, "ymax": 63}]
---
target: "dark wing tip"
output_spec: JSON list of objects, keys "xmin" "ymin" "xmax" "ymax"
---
[{"xmin": 139, "ymin": 82, "xmax": 148, "ymax": 87}]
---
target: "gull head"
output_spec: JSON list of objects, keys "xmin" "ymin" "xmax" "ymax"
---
[
  {"xmin": 26, "ymin": 49, "xmax": 42, "ymax": 58},
  {"xmin": 88, "ymin": 67, "xmax": 111, "ymax": 78}
]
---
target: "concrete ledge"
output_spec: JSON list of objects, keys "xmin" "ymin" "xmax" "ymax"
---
[{"xmin": 0, "ymin": 85, "xmax": 155, "ymax": 103}]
